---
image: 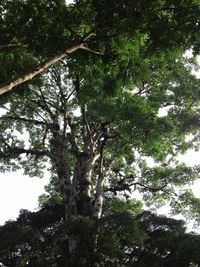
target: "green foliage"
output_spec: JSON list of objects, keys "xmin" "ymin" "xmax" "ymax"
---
[
  {"xmin": 1, "ymin": 0, "xmax": 200, "ymax": 91},
  {"xmin": 1, "ymin": 206, "xmax": 200, "ymax": 267},
  {"xmin": 170, "ymin": 189, "xmax": 200, "ymax": 223},
  {"xmin": 0, "ymin": 56, "xmax": 200, "ymax": 216},
  {"xmin": 38, "ymin": 176, "xmax": 62, "ymax": 206},
  {"xmin": 134, "ymin": 211, "xmax": 200, "ymax": 267},
  {"xmin": 109, "ymin": 197, "xmax": 143, "ymax": 216}
]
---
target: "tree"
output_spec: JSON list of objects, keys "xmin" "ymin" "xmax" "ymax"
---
[
  {"xmin": 1, "ymin": 0, "xmax": 200, "ymax": 94},
  {"xmin": 1, "ymin": 0, "xmax": 200, "ymax": 264},
  {"xmin": 0, "ymin": 53, "xmax": 200, "ymax": 259}
]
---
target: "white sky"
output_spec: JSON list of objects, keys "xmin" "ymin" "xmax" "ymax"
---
[
  {"xmin": 65, "ymin": 0, "xmax": 74, "ymax": 5},
  {"xmin": 0, "ymin": 172, "xmax": 49, "ymax": 225}
]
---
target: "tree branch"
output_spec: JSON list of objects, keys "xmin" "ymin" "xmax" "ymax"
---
[
  {"xmin": 0, "ymin": 116, "xmax": 46, "ymax": 126},
  {"xmin": 67, "ymin": 117, "xmax": 79, "ymax": 156},
  {"xmin": 37, "ymin": 86, "xmax": 55, "ymax": 120},
  {"xmin": 0, "ymin": 32, "xmax": 102, "ymax": 95},
  {"xmin": 105, "ymin": 181, "xmax": 168, "ymax": 195},
  {"xmin": 0, "ymin": 147, "xmax": 52, "ymax": 159},
  {"xmin": 0, "ymin": 43, "xmax": 23, "ymax": 49}
]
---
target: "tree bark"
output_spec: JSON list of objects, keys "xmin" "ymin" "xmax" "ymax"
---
[
  {"xmin": 0, "ymin": 43, "xmax": 22, "ymax": 49},
  {"xmin": 50, "ymin": 131, "xmax": 73, "ymax": 220},
  {"xmin": 93, "ymin": 173, "xmax": 105, "ymax": 219},
  {"xmin": 0, "ymin": 43, "xmax": 84, "ymax": 95},
  {"xmin": 75, "ymin": 151, "xmax": 94, "ymax": 217}
]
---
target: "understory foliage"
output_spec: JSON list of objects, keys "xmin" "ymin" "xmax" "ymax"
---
[
  {"xmin": 1, "ymin": 0, "xmax": 200, "ymax": 266},
  {"xmin": 1, "ymin": 203, "xmax": 200, "ymax": 267}
]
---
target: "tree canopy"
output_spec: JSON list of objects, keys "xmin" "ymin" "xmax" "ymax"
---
[
  {"xmin": 1, "ymin": 0, "xmax": 200, "ymax": 94},
  {"xmin": 1, "ymin": 59, "xmax": 200, "ymax": 219}
]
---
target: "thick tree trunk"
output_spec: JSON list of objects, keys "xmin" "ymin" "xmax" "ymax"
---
[
  {"xmin": 75, "ymin": 151, "xmax": 94, "ymax": 216},
  {"xmin": 50, "ymin": 132, "xmax": 74, "ymax": 220}
]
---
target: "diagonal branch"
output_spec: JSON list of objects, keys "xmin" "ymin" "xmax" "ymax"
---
[
  {"xmin": 37, "ymin": 87, "xmax": 55, "ymax": 120},
  {"xmin": 0, "ymin": 33, "xmax": 102, "ymax": 95}
]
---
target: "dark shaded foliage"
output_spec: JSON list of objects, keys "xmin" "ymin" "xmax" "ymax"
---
[{"xmin": 0, "ymin": 205, "xmax": 200, "ymax": 267}]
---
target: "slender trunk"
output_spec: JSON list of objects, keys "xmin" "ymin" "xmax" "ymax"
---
[
  {"xmin": 92, "ymin": 173, "xmax": 105, "ymax": 266},
  {"xmin": 93, "ymin": 173, "xmax": 105, "ymax": 219},
  {"xmin": 92, "ymin": 163, "xmax": 113, "ymax": 267},
  {"xmin": 92, "ymin": 150, "xmax": 109, "ymax": 219}
]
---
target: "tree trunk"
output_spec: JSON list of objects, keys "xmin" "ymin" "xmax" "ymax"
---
[
  {"xmin": 50, "ymin": 132, "xmax": 74, "ymax": 220},
  {"xmin": 75, "ymin": 151, "xmax": 94, "ymax": 217},
  {"xmin": 93, "ymin": 173, "xmax": 105, "ymax": 219}
]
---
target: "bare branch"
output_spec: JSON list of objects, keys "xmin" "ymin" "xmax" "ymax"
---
[
  {"xmin": 80, "ymin": 45, "xmax": 103, "ymax": 55},
  {"xmin": 187, "ymin": 96, "xmax": 199, "ymax": 110},
  {"xmin": 28, "ymin": 97, "xmax": 55, "ymax": 121},
  {"xmin": 24, "ymin": 96, "xmax": 49, "ymax": 123},
  {"xmin": 82, "ymin": 32, "xmax": 96, "ymax": 42},
  {"xmin": 42, "ymin": 128, "xmax": 49, "ymax": 147},
  {"xmin": 92, "ymin": 153, "xmax": 100, "ymax": 165},
  {"xmin": 66, "ymin": 89, "xmax": 76, "ymax": 101}
]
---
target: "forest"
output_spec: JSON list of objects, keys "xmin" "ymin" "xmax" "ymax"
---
[{"xmin": 1, "ymin": 0, "xmax": 200, "ymax": 266}]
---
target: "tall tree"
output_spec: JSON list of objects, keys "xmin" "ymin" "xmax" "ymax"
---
[{"xmin": 1, "ymin": 0, "xmax": 200, "ymax": 264}]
